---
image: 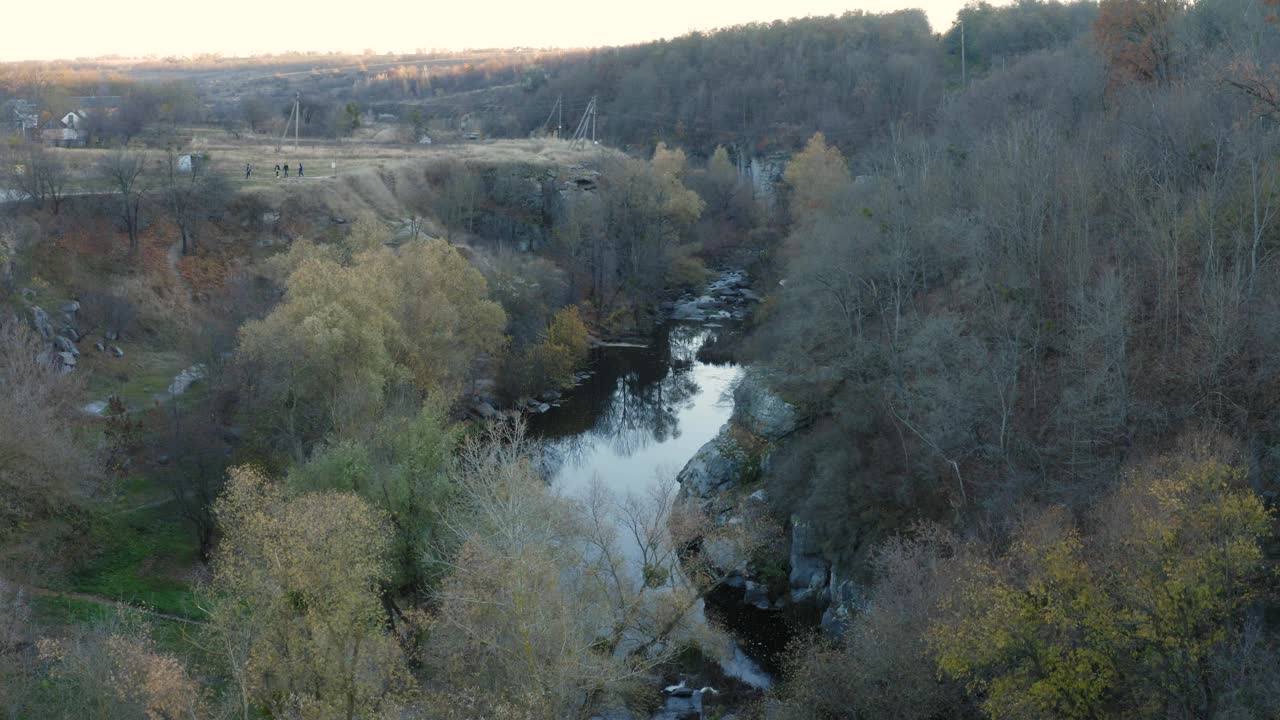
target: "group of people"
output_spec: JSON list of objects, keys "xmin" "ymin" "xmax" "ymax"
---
[{"xmin": 243, "ymin": 162, "xmax": 304, "ymax": 179}]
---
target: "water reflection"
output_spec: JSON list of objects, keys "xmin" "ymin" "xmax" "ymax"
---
[{"xmin": 529, "ymin": 323, "xmax": 741, "ymax": 499}]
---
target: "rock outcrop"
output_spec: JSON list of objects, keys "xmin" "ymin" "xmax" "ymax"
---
[
  {"xmin": 676, "ymin": 425, "xmax": 743, "ymax": 499},
  {"xmin": 731, "ymin": 371, "xmax": 797, "ymax": 442}
]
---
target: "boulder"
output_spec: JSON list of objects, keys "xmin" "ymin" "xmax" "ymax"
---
[
  {"xmin": 539, "ymin": 388, "xmax": 562, "ymax": 403},
  {"xmin": 732, "ymin": 371, "xmax": 798, "ymax": 441},
  {"xmin": 60, "ymin": 301, "xmax": 79, "ymax": 314},
  {"xmin": 109, "ymin": 345, "xmax": 124, "ymax": 358},
  {"xmin": 676, "ymin": 425, "xmax": 740, "ymax": 498},
  {"xmin": 29, "ymin": 306, "xmax": 53, "ymax": 339},
  {"xmin": 471, "ymin": 400, "xmax": 498, "ymax": 420},
  {"xmin": 743, "ymin": 580, "xmax": 772, "ymax": 611},
  {"xmin": 95, "ymin": 342, "xmax": 106, "ymax": 353},
  {"xmin": 53, "ymin": 335, "xmax": 78, "ymax": 356},
  {"xmin": 167, "ymin": 364, "xmax": 207, "ymax": 397},
  {"xmin": 56, "ymin": 351, "xmax": 76, "ymax": 368},
  {"xmin": 82, "ymin": 400, "xmax": 109, "ymax": 416},
  {"xmin": 105, "ymin": 330, "xmax": 119, "ymax": 341}
]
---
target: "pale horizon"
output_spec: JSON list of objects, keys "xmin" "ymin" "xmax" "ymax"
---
[{"xmin": 3, "ymin": 0, "xmax": 976, "ymax": 63}]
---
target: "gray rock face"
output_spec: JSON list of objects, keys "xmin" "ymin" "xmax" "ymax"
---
[
  {"xmin": 732, "ymin": 371, "xmax": 797, "ymax": 441},
  {"xmin": 820, "ymin": 577, "xmax": 863, "ymax": 638},
  {"xmin": 29, "ymin": 306, "xmax": 53, "ymax": 338},
  {"xmin": 676, "ymin": 425, "xmax": 740, "ymax": 498},
  {"xmin": 703, "ymin": 537, "xmax": 748, "ymax": 577},
  {"xmin": 789, "ymin": 516, "xmax": 830, "ymax": 605},
  {"xmin": 53, "ymin": 335, "xmax": 78, "ymax": 356}
]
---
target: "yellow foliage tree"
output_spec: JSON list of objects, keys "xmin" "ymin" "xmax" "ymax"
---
[
  {"xmin": 783, "ymin": 132, "xmax": 849, "ymax": 222},
  {"xmin": 930, "ymin": 455, "xmax": 1271, "ymax": 720},
  {"xmin": 239, "ymin": 238, "xmax": 505, "ymax": 451},
  {"xmin": 364, "ymin": 238, "xmax": 507, "ymax": 397},
  {"xmin": 207, "ymin": 466, "xmax": 415, "ymax": 720}
]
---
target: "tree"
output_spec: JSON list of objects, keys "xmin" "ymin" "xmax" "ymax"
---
[
  {"xmin": 508, "ymin": 304, "xmax": 592, "ymax": 396},
  {"xmin": 362, "ymin": 238, "xmax": 507, "ymax": 398},
  {"xmin": 240, "ymin": 94, "xmax": 272, "ymax": 133},
  {"xmin": 1094, "ymin": 0, "xmax": 1185, "ymax": 87},
  {"xmin": 34, "ymin": 615, "xmax": 205, "ymax": 720},
  {"xmin": 343, "ymin": 102, "xmax": 362, "ymax": 134},
  {"xmin": 5, "ymin": 142, "xmax": 48, "ymax": 210},
  {"xmin": 932, "ymin": 511, "xmax": 1120, "ymax": 720},
  {"xmin": 426, "ymin": 420, "xmax": 759, "ymax": 719},
  {"xmin": 783, "ymin": 132, "xmax": 849, "ymax": 225},
  {"xmin": 237, "ymin": 254, "xmax": 398, "ymax": 454},
  {"xmin": 99, "ymin": 146, "xmax": 149, "ymax": 260},
  {"xmin": 237, "ymin": 237, "xmax": 504, "ymax": 454},
  {"xmin": 206, "ymin": 466, "xmax": 415, "ymax": 720},
  {"xmin": 162, "ymin": 149, "xmax": 230, "ymax": 255},
  {"xmin": 928, "ymin": 450, "xmax": 1272, "ymax": 720},
  {"xmin": 0, "ymin": 319, "xmax": 99, "ymax": 533},
  {"xmin": 288, "ymin": 398, "xmax": 461, "ymax": 595},
  {"xmin": 431, "ymin": 160, "xmax": 482, "ymax": 239}
]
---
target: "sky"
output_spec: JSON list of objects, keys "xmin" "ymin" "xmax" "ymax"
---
[{"xmin": 1, "ymin": 0, "xmax": 971, "ymax": 62}]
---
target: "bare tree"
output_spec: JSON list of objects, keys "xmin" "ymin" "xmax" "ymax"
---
[
  {"xmin": 162, "ymin": 149, "xmax": 229, "ymax": 256},
  {"xmin": 99, "ymin": 147, "xmax": 149, "ymax": 261}
]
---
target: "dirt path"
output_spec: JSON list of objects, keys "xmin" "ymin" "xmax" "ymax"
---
[{"xmin": 15, "ymin": 584, "xmax": 207, "ymax": 626}]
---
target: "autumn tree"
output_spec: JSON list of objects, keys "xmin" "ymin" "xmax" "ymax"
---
[
  {"xmin": 783, "ymin": 132, "xmax": 849, "ymax": 225},
  {"xmin": 1093, "ymin": 0, "xmax": 1185, "ymax": 87},
  {"xmin": 205, "ymin": 466, "xmax": 415, "ymax": 720},
  {"xmin": 426, "ymin": 420, "xmax": 765, "ymax": 719},
  {"xmin": 239, "ymin": 234, "xmax": 504, "ymax": 453},
  {"xmin": 0, "ymin": 319, "xmax": 99, "ymax": 533},
  {"xmin": 288, "ymin": 398, "xmax": 461, "ymax": 595},
  {"xmin": 362, "ymin": 238, "xmax": 507, "ymax": 397},
  {"xmin": 237, "ymin": 254, "xmax": 398, "ymax": 454},
  {"xmin": 929, "ymin": 451, "xmax": 1272, "ymax": 720}
]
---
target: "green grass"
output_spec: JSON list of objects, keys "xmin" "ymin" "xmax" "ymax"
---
[
  {"xmin": 54, "ymin": 502, "xmax": 203, "ymax": 621},
  {"xmin": 30, "ymin": 595, "xmax": 204, "ymax": 656},
  {"xmin": 81, "ymin": 348, "xmax": 189, "ymax": 408}
]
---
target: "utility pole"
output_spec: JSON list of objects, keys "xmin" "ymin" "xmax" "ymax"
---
[
  {"xmin": 569, "ymin": 96, "xmax": 597, "ymax": 149},
  {"xmin": 542, "ymin": 95, "xmax": 564, "ymax": 139},
  {"xmin": 277, "ymin": 92, "xmax": 301, "ymax": 152}
]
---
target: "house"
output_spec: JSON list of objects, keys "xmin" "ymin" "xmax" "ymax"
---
[
  {"xmin": 40, "ymin": 116, "xmax": 84, "ymax": 147},
  {"xmin": 60, "ymin": 110, "xmax": 87, "ymax": 131}
]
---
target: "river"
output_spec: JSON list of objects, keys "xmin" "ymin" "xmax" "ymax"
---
[{"xmin": 526, "ymin": 309, "xmax": 776, "ymax": 692}]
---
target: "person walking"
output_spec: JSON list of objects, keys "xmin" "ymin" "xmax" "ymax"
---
[
  {"xmin": 274, "ymin": 163, "xmax": 280, "ymax": 178},
  {"xmin": 297, "ymin": 162, "xmax": 303, "ymax": 178},
  {"xmin": 245, "ymin": 163, "xmax": 252, "ymax": 179},
  {"xmin": 283, "ymin": 164, "xmax": 289, "ymax": 178}
]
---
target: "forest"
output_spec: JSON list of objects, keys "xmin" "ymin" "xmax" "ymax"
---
[{"xmin": 4, "ymin": 0, "xmax": 1280, "ymax": 718}]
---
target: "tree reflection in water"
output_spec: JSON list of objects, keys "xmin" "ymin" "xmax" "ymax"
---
[{"xmin": 530, "ymin": 322, "xmax": 740, "ymax": 496}]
